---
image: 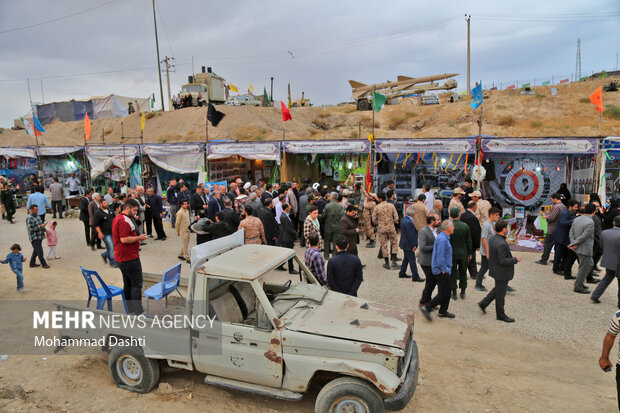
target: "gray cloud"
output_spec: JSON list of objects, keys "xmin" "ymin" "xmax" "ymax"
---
[{"xmin": 0, "ymin": 0, "xmax": 618, "ymax": 127}]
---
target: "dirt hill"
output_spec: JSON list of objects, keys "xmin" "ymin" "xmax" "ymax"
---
[{"xmin": 1, "ymin": 76, "xmax": 620, "ymax": 147}]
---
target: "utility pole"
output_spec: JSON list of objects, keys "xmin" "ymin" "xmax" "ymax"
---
[
  {"xmin": 40, "ymin": 80, "xmax": 44, "ymax": 104},
  {"xmin": 466, "ymin": 14, "xmax": 471, "ymax": 100},
  {"xmin": 152, "ymin": 0, "xmax": 165, "ymax": 111},
  {"xmin": 27, "ymin": 78, "xmax": 43, "ymax": 178},
  {"xmin": 162, "ymin": 56, "xmax": 175, "ymax": 111},
  {"xmin": 575, "ymin": 38, "xmax": 581, "ymax": 81}
]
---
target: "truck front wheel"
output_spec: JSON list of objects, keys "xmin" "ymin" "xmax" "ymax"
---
[
  {"xmin": 315, "ymin": 377, "xmax": 384, "ymax": 413},
  {"xmin": 108, "ymin": 345, "xmax": 160, "ymax": 393}
]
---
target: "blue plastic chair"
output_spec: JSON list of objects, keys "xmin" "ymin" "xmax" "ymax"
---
[
  {"xmin": 80, "ymin": 267, "xmax": 128, "ymax": 314},
  {"xmin": 144, "ymin": 263, "xmax": 184, "ymax": 315}
]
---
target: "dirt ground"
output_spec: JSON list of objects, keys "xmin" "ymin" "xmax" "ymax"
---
[{"xmin": 0, "ymin": 209, "xmax": 617, "ymax": 412}]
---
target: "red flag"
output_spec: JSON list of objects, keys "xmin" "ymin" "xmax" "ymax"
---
[
  {"xmin": 560, "ymin": 78, "xmax": 569, "ymax": 84},
  {"xmin": 281, "ymin": 101, "xmax": 292, "ymax": 122},
  {"xmin": 365, "ymin": 152, "xmax": 372, "ymax": 191},
  {"xmin": 507, "ymin": 84, "xmax": 515, "ymax": 89},
  {"xmin": 84, "ymin": 112, "xmax": 91, "ymax": 140},
  {"xmin": 589, "ymin": 86, "xmax": 604, "ymax": 112}
]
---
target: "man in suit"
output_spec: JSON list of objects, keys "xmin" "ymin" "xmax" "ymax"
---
[
  {"xmin": 412, "ymin": 194, "xmax": 429, "ymax": 231},
  {"xmin": 588, "ymin": 200, "xmax": 604, "ymax": 284},
  {"xmin": 191, "ymin": 184, "xmax": 208, "ymax": 216},
  {"xmin": 207, "ymin": 190, "xmax": 222, "ymax": 222},
  {"xmin": 147, "ymin": 188, "xmax": 166, "ymax": 240},
  {"xmin": 591, "ymin": 216, "xmax": 620, "ymax": 306},
  {"xmin": 419, "ymin": 214, "xmax": 441, "ymax": 306},
  {"xmin": 420, "ymin": 220, "xmax": 455, "ymax": 321},
  {"xmin": 339, "ymin": 204, "xmax": 360, "ymax": 256},
  {"xmin": 399, "ymin": 206, "xmax": 423, "ymax": 281},
  {"xmin": 461, "ymin": 201, "xmax": 481, "ymax": 279},
  {"xmin": 569, "ymin": 203, "xmax": 597, "ymax": 294},
  {"xmin": 166, "ymin": 179, "xmax": 178, "ymax": 228},
  {"xmin": 79, "ymin": 189, "xmax": 94, "ymax": 246},
  {"xmin": 259, "ymin": 197, "xmax": 279, "ymax": 246},
  {"xmin": 277, "ymin": 203, "xmax": 298, "ymax": 274},
  {"xmin": 478, "ymin": 220, "xmax": 520, "ymax": 323},
  {"xmin": 221, "ymin": 198, "xmax": 240, "ymax": 235},
  {"xmin": 553, "ymin": 199, "xmax": 579, "ymax": 278},
  {"xmin": 327, "ymin": 235, "xmax": 364, "ymax": 296},
  {"xmin": 449, "ymin": 207, "xmax": 472, "ymax": 300},
  {"xmin": 536, "ymin": 193, "xmax": 566, "ymax": 266},
  {"xmin": 88, "ymin": 193, "xmax": 103, "ymax": 251}
]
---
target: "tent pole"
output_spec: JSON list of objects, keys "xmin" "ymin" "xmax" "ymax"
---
[
  {"xmin": 205, "ymin": 110, "xmax": 209, "ymax": 181},
  {"xmin": 121, "ymin": 121, "xmax": 128, "ymax": 185}
]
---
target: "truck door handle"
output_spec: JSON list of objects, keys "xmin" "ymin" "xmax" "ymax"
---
[
  {"xmin": 249, "ymin": 342, "xmax": 257, "ymax": 347},
  {"xmin": 205, "ymin": 334, "xmax": 218, "ymax": 340}
]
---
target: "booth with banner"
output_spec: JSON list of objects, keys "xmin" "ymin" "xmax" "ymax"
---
[
  {"xmin": 481, "ymin": 138, "xmax": 598, "ymax": 213},
  {"xmin": 282, "ymin": 140, "xmax": 371, "ymax": 185},
  {"xmin": 142, "ymin": 143, "xmax": 205, "ymax": 193},
  {"xmin": 0, "ymin": 147, "xmax": 38, "ymax": 196},
  {"xmin": 207, "ymin": 141, "xmax": 280, "ymax": 184},
  {"xmin": 601, "ymin": 136, "xmax": 620, "ymax": 204},
  {"xmin": 375, "ymin": 139, "xmax": 476, "ymax": 204},
  {"xmin": 38, "ymin": 146, "xmax": 86, "ymax": 192},
  {"xmin": 85, "ymin": 144, "xmax": 140, "ymax": 193}
]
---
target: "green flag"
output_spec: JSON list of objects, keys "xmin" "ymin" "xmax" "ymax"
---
[
  {"xmin": 542, "ymin": 80, "xmax": 550, "ymax": 86},
  {"xmin": 372, "ymin": 90, "xmax": 387, "ymax": 112},
  {"xmin": 263, "ymin": 87, "xmax": 271, "ymax": 106},
  {"xmin": 151, "ymin": 93, "xmax": 155, "ymax": 109}
]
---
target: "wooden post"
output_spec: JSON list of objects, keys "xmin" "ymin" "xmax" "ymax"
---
[{"xmin": 204, "ymin": 109, "xmax": 209, "ymax": 180}]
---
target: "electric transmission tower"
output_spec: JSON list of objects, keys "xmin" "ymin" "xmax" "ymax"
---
[{"xmin": 575, "ymin": 38, "xmax": 581, "ymax": 81}]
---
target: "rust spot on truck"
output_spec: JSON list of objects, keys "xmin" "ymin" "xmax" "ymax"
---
[
  {"xmin": 273, "ymin": 317, "xmax": 283, "ymax": 329},
  {"xmin": 354, "ymin": 368, "xmax": 378, "ymax": 383},
  {"xmin": 393, "ymin": 325, "xmax": 412, "ymax": 349},
  {"xmin": 361, "ymin": 343, "xmax": 393, "ymax": 355},
  {"xmin": 270, "ymin": 338, "xmax": 280, "ymax": 346},
  {"xmin": 264, "ymin": 350, "xmax": 282, "ymax": 364},
  {"xmin": 355, "ymin": 320, "xmax": 397, "ymax": 329},
  {"xmin": 378, "ymin": 384, "xmax": 389, "ymax": 392}
]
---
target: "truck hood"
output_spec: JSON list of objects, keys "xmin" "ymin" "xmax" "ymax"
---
[{"xmin": 284, "ymin": 292, "xmax": 413, "ymax": 350}]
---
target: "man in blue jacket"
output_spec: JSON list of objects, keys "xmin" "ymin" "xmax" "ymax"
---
[
  {"xmin": 327, "ymin": 236, "xmax": 364, "ymax": 296},
  {"xmin": 420, "ymin": 220, "xmax": 455, "ymax": 321},
  {"xmin": 399, "ymin": 206, "xmax": 423, "ymax": 281},
  {"xmin": 552, "ymin": 199, "xmax": 579, "ymax": 278}
]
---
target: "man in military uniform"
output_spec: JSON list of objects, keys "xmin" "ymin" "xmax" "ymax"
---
[
  {"xmin": 238, "ymin": 205, "xmax": 266, "ymax": 245},
  {"xmin": 362, "ymin": 192, "xmax": 377, "ymax": 248},
  {"xmin": 471, "ymin": 190, "xmax": 492, "ymax": 226},
  {"xmin": 373, "ymin": 192, "xmax": 400, "ymax": 269},
  {"xmin": 449, "ymin": 187, "xmax": 466, "ymax": 215},
  {"xmin": 323, "ymin": 192, "xmax": 344, "ymax": 259},
  {"xmin": 449, "ymin": 207, "xmax": 472, "ymax": 300}
]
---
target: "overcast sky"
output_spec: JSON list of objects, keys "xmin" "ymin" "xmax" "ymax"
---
[{"xmin": 0, "ymin": 0, "xmax": 619, "ymax": 127}]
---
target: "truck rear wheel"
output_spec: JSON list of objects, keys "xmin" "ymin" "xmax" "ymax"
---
[
  {"xmin": 108, "ymin": 345, "xmax": 160, "ymax": 394},
  {"xmin": 357, "ymin": 99, "xmax": 370, "ymax": 111},
  {"xmin": 315, "ymin": 377, "xmax": 384, "ymax": 413}
]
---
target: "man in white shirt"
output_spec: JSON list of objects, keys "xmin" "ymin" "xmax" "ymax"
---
[
  {"xmin": 65, "ymin": 173, "xmax": 80, "ymax": 196},
  {"xmin": 422, "ymin": 185, "xmax": 435, "ymax": 212},
  {"xmin": 104, "ymin": 187, "xmax": 115, "ymax": 206}
]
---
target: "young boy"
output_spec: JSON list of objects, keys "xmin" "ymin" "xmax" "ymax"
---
[{"xmin": 2, "ymin": 244, "xmax": 27, "ymax": 292}]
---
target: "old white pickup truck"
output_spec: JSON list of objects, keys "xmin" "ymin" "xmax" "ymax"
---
[{"xmin": 56, "ymin": 233, "xmax": 418, "ymax": 413}]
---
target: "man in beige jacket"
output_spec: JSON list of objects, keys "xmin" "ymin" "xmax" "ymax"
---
[
  {"xmin": 175, "ymin": 199, "xmax": 191, "ymax": 263},
  {"xmin": 412, "ymin": 194, "xmax": 429, "ymax": 231}
]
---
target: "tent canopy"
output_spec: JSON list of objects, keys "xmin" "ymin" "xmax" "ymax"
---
[
  {"xmin": 482, "ymin": 138, "xmax": 597, "ymax": 154},
  {"xmin": 207, "ymin": 142, "xmax": 280, "ymax": 160},
  {"xmin": 143, "ymin": 143, "xmax": 204, "ymax": 174},
  {"xmin": 91, "ymin": 94, "xmax": 151, "ymax": 119}
]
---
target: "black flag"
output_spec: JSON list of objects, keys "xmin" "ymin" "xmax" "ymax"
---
[{"xmin": 207, "ymin": 103, "xmax": 225, "ymax": 127}]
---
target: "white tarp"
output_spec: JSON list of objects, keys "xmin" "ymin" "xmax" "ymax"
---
[
  {"xmin": 143, "ymin": 143, "xmax": 204, "ymax": 174},
  {"xmin": 207, "ymin": 142, "xmax": 280, "ymax": 160},
  {"xmin": 86, "ymin": 145, "xmax": 139, "ymax": 178},
  {"xmin": 283, "ymin": 140, "xmax": 370, "ymax": 153},
  {"xmin": 38, "ymin": 146, "xmax": 82, "ymax": 156},
  {"xmin": 376, "ymin": 139, "xmax": 476, "ymax": 154},
  {"xmin": 91, "ymin": 95, "xmax": 151, "ymax": 119},
  {"xmin": 0, "ymin": 147, "xmax": 37, "ymax": 158}
]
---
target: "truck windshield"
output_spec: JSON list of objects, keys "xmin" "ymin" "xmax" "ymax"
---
[{"xmin": 182, "ymin": 85, "xmax": 204, "ymax": 93}]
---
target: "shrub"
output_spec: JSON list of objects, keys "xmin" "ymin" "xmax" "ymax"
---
[
  {"xmin": 604, "ymin": 104, "xmax": 620, "ymax": 120},
  {"xmin": 530, "ymin": 120, "xmax": 543, "ymax": 128},
  {"xmin": 498, "ymin": 115, "xmax": 516, "ymax": 126},
  {"xmin": 496, "ymin": 104, "xmax": 507, "ymax": 110},
  {"xmin": 311, "ymin": 118, "xmax": 330, "ymax": 130},
  {"xmin": 349, "ymin": 130, "xmax": 358, "ymax": 139},
  {"xmin": 579, "ymin": 97, "xmax": 590, "ymax": 104}
]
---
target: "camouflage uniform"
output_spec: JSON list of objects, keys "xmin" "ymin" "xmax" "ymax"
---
[
  {"xmin": 363, "ymin": 200, "xmax": 376, "ymax": 241},
  {"xmin": 239, "ymin": 215, "xmax": 266, "ymax": 245},
  {"xmin": 475, "ymin": 199, "xmax": 492, "ymax": 226},
  {"xmin": 449, "ymin": 197, "xmax": 465, "ymax": 215},
  {"xmin": 372, "ymin": 201, "xmax": 399, "ymax": 257}
]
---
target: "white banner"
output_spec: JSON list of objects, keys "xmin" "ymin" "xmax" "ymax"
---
[
  {"xmin": 376, "ymin": 139, "xmax": 476, "ymax": 154},
  {"xmin": 86, "ymin": 145, "xmax": 139, "ymax": 178},
  {"xmin": 38, "ymin": 146, "xmax": 82, "ymax": 156},
  {"xmin": 143, "ymin": 143, "xmax": 204, "ymax": 173},
  {"xmin": 207, "ymin": 142, "xmax": 280, "ymax": 160},
  {"xmin": 283, "ymin": 140, "xmax": 370, "ymax": 153},
  {"xmin": 0, "ymin": 147, "xmax": 37, "ymax": 158},
  {"xmin": 482, "ymin": 138, "xmax": 597, "ymax": 154}
]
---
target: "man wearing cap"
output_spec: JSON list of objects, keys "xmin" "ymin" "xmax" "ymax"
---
[
  {"xmin": 362, "ymin": 191, "xmax": 377, "ymax": 248},
  {"xmin": 449, "ymin": 207, "xmax": 472, "ymax": 300},
  {"xmin": 449, "ymin": 187, "xmax": 466, "ymax": 215},
  {"xmin": 373, "ymin": 192, "xmax": 400, "ymax": 270},
  {"xmin": 340, "ymin": 204, "xmax": 360, "ymax": 256},
  {"xmin": 471, "ymin": 190, "xmax": 492, "ymax": 226}
]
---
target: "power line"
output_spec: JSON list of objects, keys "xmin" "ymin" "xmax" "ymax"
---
[
  {"xmin": 0, "ymin": 0, "xmax": 120, "ymax": 34},
  {"xmin": 155, "ymin": 0, "xmax": 175, "ymax": 57}
]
